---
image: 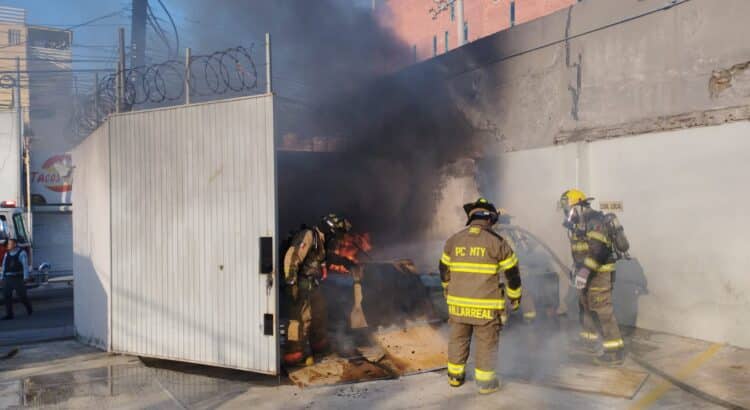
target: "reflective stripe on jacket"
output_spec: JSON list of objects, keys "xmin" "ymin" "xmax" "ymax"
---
[{"xmin": 440, "ymin": 222, "xmax": 518, "ymax": 324}]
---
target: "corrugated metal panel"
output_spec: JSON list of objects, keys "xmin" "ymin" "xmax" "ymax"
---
[
  {"xmin": 0, "ymin": 6, "xmax": 26, "ymax": 24},
  {"xmin": 109, "ymin": 95, "xmax": 277, "ymax": 374},
  {"xmin": 71, "ymin": 123, "xmax": 111, "ymax": 350},
  {"xmin": 33, "ymin": 211, "xmax": 73, "ymax": 274}
]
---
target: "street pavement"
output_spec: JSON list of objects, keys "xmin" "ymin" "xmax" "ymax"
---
[
  {"xmin": 0, "ymin": 282, "xmax": 74, "ymax": 346},
  {"xmin": 0, "ymin": 328, "xmax": 747, "ymax": 409},
  {"xmin": 1, "ymin": 286, "xmax": 748, "ymax": 409}
]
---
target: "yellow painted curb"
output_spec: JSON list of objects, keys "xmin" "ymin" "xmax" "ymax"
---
[{"xmin": 630, "ymin": 343, "xmax": 723, "ymax": 410}]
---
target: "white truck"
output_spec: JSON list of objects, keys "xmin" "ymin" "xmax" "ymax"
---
[
  {"xmin": 0, "ymin": 109, "xmax": 51, "ymax": 290},
  {"xmin": 0, "ymin": 200, "xmax": 51, "ymax": 290}
]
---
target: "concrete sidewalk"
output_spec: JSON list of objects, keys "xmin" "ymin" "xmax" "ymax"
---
[{"xmin": 0, "ymin": 328, "xmax": 747, "ymax": 409}]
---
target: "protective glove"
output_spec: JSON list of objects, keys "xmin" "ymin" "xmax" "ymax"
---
[
  {"xmin": 510, "ymin": 298, "xmax": 521, "ymax": 311},
  {"xmin": 285, "ymin": 283, "xmax": 299, "ymax": 302},
  {"xmin": 442, "ymin": 282, "xmax": 449, "ymax": 298},
  {"xmin": 574, "ymin": 267, "xmax": 591, "ymax": 290}
]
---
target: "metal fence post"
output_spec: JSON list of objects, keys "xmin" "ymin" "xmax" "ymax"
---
[
  {"xmin": 265, "ymin": 33, "xmax": 272, "ymax": 94},
  {"xmin": 94, "ymin": 72, "xmax": 100, "ymax": 123},
  {"xmin": 185, "ymin": 48, "xmax": 191, "ymax": 105},
  {"xmin": 117, "ymin": 28, "xmax": 125, "ymax": 113}
]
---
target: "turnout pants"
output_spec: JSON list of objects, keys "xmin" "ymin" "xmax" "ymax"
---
[
  {"xmin": 447, "ymin": 317, "xmax": 501, "ymax": 383},
  {"xmin": 579, "ymin": 271, "xmax": 623, "ymax": 352},
  {"xmin": 284, "ymin": 284, "xmax": 329, "ymax": 361},
  {"xmin": 3, "ymin": 275, "xmax": 31, "ymax": 318}
]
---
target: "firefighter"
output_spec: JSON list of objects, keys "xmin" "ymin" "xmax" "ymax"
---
[
  {"xmin": 560, "ymin": 189, "xmax": 625, "ymax": 365},
  {"xmin": 2, "ymin": 237, "xmax": 32, "ymax": 320},
  {"xmin": 440, "ymin": 198, "xmax": 522, "ymax": 394},
  {"xmin": 282, "ymin": 214, "xmax": 353, "ymax": 367}
]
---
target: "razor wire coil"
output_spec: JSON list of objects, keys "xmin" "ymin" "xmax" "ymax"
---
[{"xmin": 75, "ymin": 45, "xmax": 259, "ymax": 137}]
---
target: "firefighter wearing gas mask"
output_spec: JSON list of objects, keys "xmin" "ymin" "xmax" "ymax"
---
[
  {"xmin": 282, "ymin": 213, "xmax": 354, "ymax": 367},
  {"xmin": 439, "ymin": 198, "xmax": 521, "ymax": 394},
  {"xmin": 560, "ymin": 189, "xmax": 629, "ymax": 366}
]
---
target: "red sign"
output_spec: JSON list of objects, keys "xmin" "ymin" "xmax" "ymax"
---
[{"xmin": 32, "ymin": 154, "xmax": 73, "ymax": 193}]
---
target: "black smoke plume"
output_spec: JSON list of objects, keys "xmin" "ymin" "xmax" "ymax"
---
[{"xmin": 185, "ymin": 0, "xmax": 482, "ymax": 245}]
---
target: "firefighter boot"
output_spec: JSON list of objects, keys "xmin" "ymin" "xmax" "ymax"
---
[
  {"xmin": 475, "ymin": 369, "xmax": 500, "ymax": 395},
  {"xmin": 594, "ymin": 350, "xmax": 625, "ymax": 366},
  {"xmin": 448, "ymin": 374, "xmax": 465, "ymax": 388},
  {"xmin": 477, "ymin": 378, "xmax": 500, "ymax": 395},
  {"xmin": 447, "ymin": 363, "xmax": 465, "ymax": 387}
]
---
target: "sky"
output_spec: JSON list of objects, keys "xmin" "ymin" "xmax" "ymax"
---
[
  {"xmin": 0, "ymin": 0, "xmax": 383, "ymax": 96},
  {"xmin": 0, "ymin": 0, "xmax": 193, "ymax": 92}
]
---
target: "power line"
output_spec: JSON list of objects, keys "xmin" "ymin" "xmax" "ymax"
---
[
  {"xmin": 0, "ymin": 8, "xmax": 128, "ymax": 51},
  {"xmin": 157, "ymin": 0, "xmax": 180, "ymax": 54},
  {"xmin": 147, "ymin": 4, "xmax": 172, "ymax": 55}
]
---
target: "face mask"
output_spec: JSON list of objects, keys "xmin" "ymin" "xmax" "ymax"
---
[
  {"xmin": 562, "ymin": 205, "xmax": 578, "ymax": 230},
  {"xmin": 566, "ymin": 206, "xmax": 576, "ymax": 225}
]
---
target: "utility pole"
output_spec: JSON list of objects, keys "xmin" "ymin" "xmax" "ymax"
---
[
  {"xmin": 117, "ymin": 27, "xmax": 126, "ymax": 113},
  {"xmin": 131, "ymin": 0, "xmax": 148, "ymax": 68},
  {"xmin": 16, "ymin": 57, "xmax": 31, "ymax": 242}
]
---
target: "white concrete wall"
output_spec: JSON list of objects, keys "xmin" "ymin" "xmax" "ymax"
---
[
  {"xmin": 71, "ymin": 124, "xmax": 110, "ymax": 350},
  {"xmin": 491, "ymin": 121, "xmax": 750, "ymax": 348},
  {"xmin": 426, "ymin": 0, "xmax": 750, "ymax": 150}
]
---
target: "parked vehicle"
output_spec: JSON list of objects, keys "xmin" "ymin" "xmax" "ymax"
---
[{"xmin": 0, "ymin": 200, "xmax": 51, "ymax": 291}]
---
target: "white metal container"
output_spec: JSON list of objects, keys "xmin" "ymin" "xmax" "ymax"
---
[{"xmin": 73, "ymin": 95, "xmax": 278, "ymax": 374}]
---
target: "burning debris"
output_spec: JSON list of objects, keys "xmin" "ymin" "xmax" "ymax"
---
[{"xmin": 329, "ymin": 233, "xmax": 373, "ymax": 273}]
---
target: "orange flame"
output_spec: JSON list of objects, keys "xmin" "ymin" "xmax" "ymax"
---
[{"xmin": 329, "ymin": 233, "xmax": 372, "ymax": 273}]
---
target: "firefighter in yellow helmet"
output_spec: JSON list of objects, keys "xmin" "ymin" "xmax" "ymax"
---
[
  {"xmin": 440, "ymin": 198, "xmax": 522, "ymax": 394},
  {"xmin": 282, "ymin": 214, "xmax": 354, "ymax": 367},
  {"xmin": 560, "ymin": 189, "xmax": 625, "ymax": 365}
]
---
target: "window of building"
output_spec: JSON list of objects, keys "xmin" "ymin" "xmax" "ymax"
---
[
  {"xmin": 433, "ymin": 35, "xmax": 437, "ymax": 56},
  {"xmin": 464, "ymin": 22, "xmax": 469, "ymax": 41},
  {"xmin": 8, "ymin": 29, "xmax": 21, "ymax": 46},
  {"xmin": 510, "ymin": 0, "xmax": 516, "ymax": 27},
  {"xmin": 13, "ymin": 213, "xmax": 28, "ymax": 244},
  {"xmin": 444, "ymin": 31, "xmax": 449, "ymax": 52},
  {"xmin": 28, "ymin": 27, "xmax": 71, "ymax": 50},
  {"xmin": 450, "ymin": 3, "xmax": 455, "ymax": 21}
]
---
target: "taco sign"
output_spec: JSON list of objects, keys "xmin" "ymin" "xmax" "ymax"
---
[{"xmin": 32, "ymin": 154, "xmax": 73, "ymax": 193}]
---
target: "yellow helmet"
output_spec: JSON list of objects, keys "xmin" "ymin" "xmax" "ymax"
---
[{"xmin": 560, "ymin": 189, "xmax": 589, "ymax": 209}]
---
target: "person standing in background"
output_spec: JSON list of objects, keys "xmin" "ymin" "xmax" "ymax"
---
[{"xmin": 2, "ymin": 237, "xmax": 32, "ymax": 320}]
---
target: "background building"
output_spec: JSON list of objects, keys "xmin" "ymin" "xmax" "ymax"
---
[
  {"xmin": 377, "ymin": 0, "xmax": 577, "ymax": 68},
  {"xmin": 0, "ymin": 6, "xmax": 74, "ymax": 274}
]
